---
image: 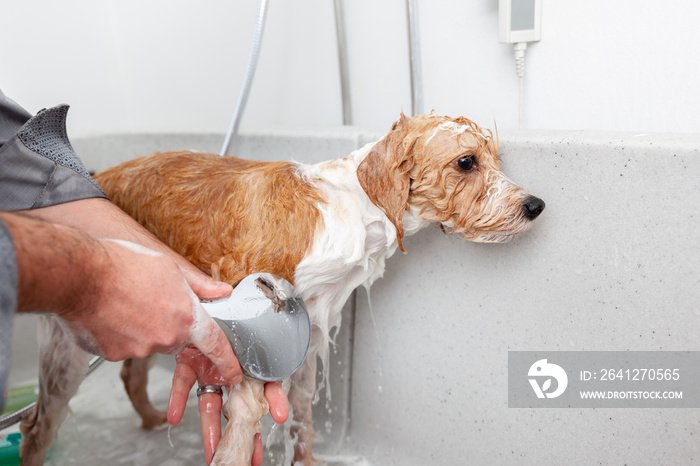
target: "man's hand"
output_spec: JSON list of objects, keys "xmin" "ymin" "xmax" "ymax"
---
[
  {"xmin": 4, "ymin": 209, "xmax": 242, "ymax": 383},
  {"xmin": 17, "ymin": 198, "xmax": 241, "ymax": 380},
  {"xmin": 168, "ymin": 347, "xmax": 290, "ymax": 465}
]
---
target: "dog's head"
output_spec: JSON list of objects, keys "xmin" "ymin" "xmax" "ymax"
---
[{"xmin": 357, "ymin": 112, "xmax": 545, "ymax": 252}]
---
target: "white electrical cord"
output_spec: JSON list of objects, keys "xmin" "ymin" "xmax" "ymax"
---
[{"xmin": 513, "ymin": 42, "xmax": 527, "ymax": 130}]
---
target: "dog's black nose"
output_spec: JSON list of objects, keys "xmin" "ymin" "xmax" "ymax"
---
[{"xmin": 523, "ymin": 196, "xmax": 545, "ymax": 219}]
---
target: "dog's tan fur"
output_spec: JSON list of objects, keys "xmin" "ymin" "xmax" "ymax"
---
[{"xmin": 98, "ymin": 153, "xmax": 325, "ymax": 285}]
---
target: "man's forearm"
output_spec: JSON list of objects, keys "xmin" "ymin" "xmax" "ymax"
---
[{"xmin": 0, "ymin": 211, "xmax": 102, "ymax": 315}]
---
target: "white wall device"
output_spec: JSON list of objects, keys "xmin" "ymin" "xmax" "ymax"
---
[
  {"xmin": 499, "ymin": 0, "xmax": 542, "ymax": 44},
  {"xmin": 498, "ymin": 0, "xmax": 542, "ymax": 128}
]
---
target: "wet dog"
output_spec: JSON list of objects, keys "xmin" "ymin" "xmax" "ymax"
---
[{"xmin": 21, "ymin": 113, "xmax": 544, "ymax": 465}]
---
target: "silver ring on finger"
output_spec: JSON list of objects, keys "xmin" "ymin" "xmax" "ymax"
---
[{"xmin": 196, "ymin": 385, "xmax": 223, "ymax": 397}]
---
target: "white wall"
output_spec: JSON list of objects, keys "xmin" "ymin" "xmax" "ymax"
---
[{"xmin": 2, "ymin": 0, "xmax": 699, "ymax": 136}]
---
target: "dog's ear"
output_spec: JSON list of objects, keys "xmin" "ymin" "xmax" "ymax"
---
[{"xmin": 357, "ymin": 114, "xmax": 414, "ymax": 253}]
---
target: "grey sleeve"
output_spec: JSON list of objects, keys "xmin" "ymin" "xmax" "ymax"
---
[
  {"xmin": 0, "ymin": 90, "xmax": 107, "ymax": 211},
  {"xmin": 0, "ymin": 90, "xmax": 32, "ymax": 147},
  {"xmin": 0, "ymin": 219, "xmax": 18, "ymax": 414},
  {"xmin": 0, "ymin": 91, "xmax": 107, "ymax": 411}
]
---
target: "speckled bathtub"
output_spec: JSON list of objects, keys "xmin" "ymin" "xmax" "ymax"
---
[{"xmin": 3, "ymin": 128, "xmax": 699, "ymax": 465}]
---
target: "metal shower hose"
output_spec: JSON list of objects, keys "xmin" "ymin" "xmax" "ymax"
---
[{"xmin": 220, "ymin": 0, "xmax": 269, "ymax": 156}]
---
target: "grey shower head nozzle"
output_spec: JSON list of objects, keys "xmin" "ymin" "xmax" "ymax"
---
[{"xmin": 200, "ymin": 273, "xmax": 311, "ymax": 381}]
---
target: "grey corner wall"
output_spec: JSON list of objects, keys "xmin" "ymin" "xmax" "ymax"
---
[{"xmin": 59, "ymin": 130, "xmax": 700, "ymax": 464}]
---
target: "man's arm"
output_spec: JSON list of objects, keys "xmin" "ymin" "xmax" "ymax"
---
[{"xmin": 0, "ymin": 209, "xmax": 242, "ymax": 380}]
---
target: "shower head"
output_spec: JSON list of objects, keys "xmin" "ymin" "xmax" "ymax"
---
[{"xmin": 200, "ymin": 272, "xmax": 311, "ymax": 382}]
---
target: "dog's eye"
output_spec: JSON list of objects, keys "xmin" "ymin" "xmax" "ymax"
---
[{"xmin": 457, "ymin": 156, "xmax": 475, "ymax": 171}]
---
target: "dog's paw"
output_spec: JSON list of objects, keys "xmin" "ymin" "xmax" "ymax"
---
[{"xmin": 140, "ymin": 409, "xmax": 168, "ymax": 430}]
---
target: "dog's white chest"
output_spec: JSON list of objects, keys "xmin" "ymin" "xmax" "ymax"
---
[{"xmin": 292, "ymin": 156, "xmax": 399, "ymax": 335}]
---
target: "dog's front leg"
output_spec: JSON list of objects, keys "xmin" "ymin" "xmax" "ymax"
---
[
  {"xmin": 119, "ymin": 356, "xmax": 167, "ymax": 429},
  {"xmin": 288, "ymin": 352, "xmax": 318, "ymax": 465},
  {"xmin": 20, "ymin": 316, "xmax": 90, "ymax": 465},
  {"xmin": 212, "ymin": 377, "xmax": 269, "ymax": 466}
]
